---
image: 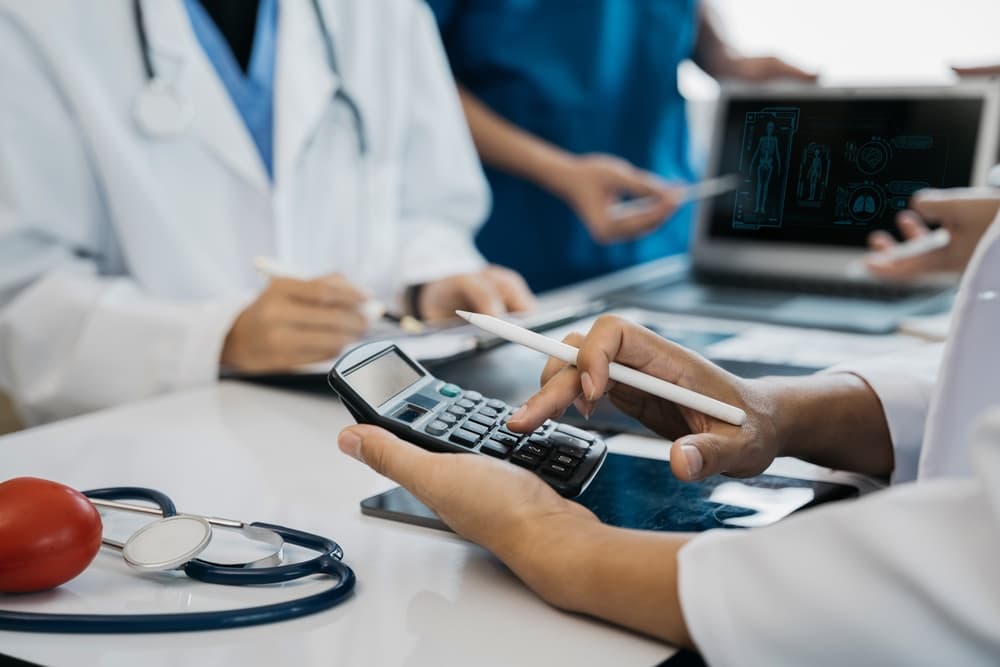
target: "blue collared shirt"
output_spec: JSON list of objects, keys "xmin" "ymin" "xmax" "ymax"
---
[{"xmin": 184, "ymin": 0, "xmax": 278, "ymax": 179}]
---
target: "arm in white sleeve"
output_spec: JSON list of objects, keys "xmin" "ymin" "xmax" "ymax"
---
[
  {"xmin": 0, "ymin": 14, "xmax": 243, "ymax": 424},
  {"xmin": 827, "ymin": 343, "xmax": 943, "ymax": 482},
  {"xmin": 678, "ymin": 411, "xmax": 1000, "ymax": 666},
  {"xmin": 390, "ymin": 1, "xmax": 490, "ymax": 293}
]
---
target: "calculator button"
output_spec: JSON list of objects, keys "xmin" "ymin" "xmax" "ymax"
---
[
  {"xmin": 478, "ymin": 407, "xmax": 499, "ymax": 419},
  {"xmin": 497, "ymin": 425, "xmax": 524, "ymax": 438},
  {"xmin": 528, "ymin": 434, "xmax": 550, "ymax": 446},
  {"xmin": 425, "ymin": 420, "xmax": 449, "ymax": 436},
  {"xmin": 463, "ymin": 391, "xmax": 483, "ymax": 403},
  {"xmin": 462, "ymin": 421, "xmax": 489, "ymax": 436},
  {"xmin": 486, "ymin": 399, "xmax": 506, "ymax": 410},
  {"xmin": 533, "ymin": 421, "xmax": 554, "ymax": 435},
  {"xmin": 540, "ymin": 462, "xmax": 573, "ymax": 479},
  {"xmin": 549, "ymin": 432, "xmax": 589, "ymax": 450},
  {"xmin": 480, "ymin": 440, "xmax": 511, "ymax": 458},
  {"xmin": 439, "ymin": 383, "xmax": 462, "ymax": 398},
  {"xmin": 556, "ymin": 443, "xmax": 587, "ymax": 458},
  {"xmin": 552, "ymin": 453, "xmax": 577, "ymax": 467},
  {"xmin": 457, "ymin": 398, "xmax": 477, "ymax": 410},
  {"xmin": 438, "ymin": 412, "xmax": 458, "ymax": 425},
  {"xmin": 468, "ymin": 413, "xmax": 495, "ymax": 428},
  {"xmin": 555, "ymin": 424, "xmax": 596, "ymax": 442},
  {"xmin": 447, "ymin": 405, "xmax": 468, "ymax": 416},
  {"xmin": 510, "ymin": 450, "xmax": 541, "ymax": 470},
  {"xmin": 449, "ymin": 429, "xmax": 479, "ymax": 448},
  {"xmin": 491, "ymin": 432, "xmax": 521, "ymax": 448},
  {"xmin": 521, "ymin": 443, "xmax": 549, "ymax": 458}
]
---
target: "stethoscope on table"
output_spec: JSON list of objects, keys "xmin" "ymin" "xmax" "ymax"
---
[
  {"xmin": 0, "ymin": 487, "xmax": 355, "ymax": 633},
  {"xmin": 132, "ymin": 0, "xmax": 368, "ymax": 154}
]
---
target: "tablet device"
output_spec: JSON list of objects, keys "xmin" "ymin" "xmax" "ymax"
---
[{"xmin": 361, "ymin": 452, "xmax": 858, "ymax": 533}]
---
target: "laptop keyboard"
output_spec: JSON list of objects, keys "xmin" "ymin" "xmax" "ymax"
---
[{"xmin": 691, "ymin": 270, "xmax": 940, "ymax": 303}]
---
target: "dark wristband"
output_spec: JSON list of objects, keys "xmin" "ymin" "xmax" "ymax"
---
[{"xmin": 404, "ymin": 283, "xmax": 426, "ymax": 319}]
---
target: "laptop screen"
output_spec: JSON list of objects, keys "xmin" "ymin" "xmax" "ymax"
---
[{"xmin": 706, "ymin": 96, "xmax": 985, "ymax": 247}]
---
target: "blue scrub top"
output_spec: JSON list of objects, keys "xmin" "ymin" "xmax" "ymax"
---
[
  {"xmin": 427, "ymin": 0, "xmax": 699, "ymax": 291},
  {"xmin": 185, "ymin": 0, "xmax": 278, "ymax": 179}
]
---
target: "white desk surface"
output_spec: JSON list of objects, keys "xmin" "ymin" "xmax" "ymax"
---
[{"xmin": 0, "ymin": 382, "xmax": 675, "ymax": 667}]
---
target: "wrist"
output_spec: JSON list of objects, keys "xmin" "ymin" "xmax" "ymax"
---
[
  {"xmin": 508, "ymin": 515, "xmax": 696, "ymax": 647},
  {"xmin": 759, "ymin": 373, "xmax": 891, "ymax": 472},
  {"xmin": 403, "ymin": 283, "xmax": 426, "ymax": 319},
  {"xmin": 531, "ymin": 148, "xmax": 580, "ymax": 199},
  {"xmin": 697, "ymin": 45, "xmax": 744, "ymax": 79},
  {"xmin": 496, "ymin": 511, "xmax": 604, "ymax": 610}
]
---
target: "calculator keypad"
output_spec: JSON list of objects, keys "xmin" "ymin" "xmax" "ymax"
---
[{"xmin": 418, "ymin": 387, "xmax": 599, "ymax": 487}]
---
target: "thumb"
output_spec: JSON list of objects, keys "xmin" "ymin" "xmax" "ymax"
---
[
  {"xmin": 670, "ymin": 432, "xmax": 740, "ymax": 482},
  {"xmin": 338, "ymin": 424, "xmax": 431, "ymax": 489}
]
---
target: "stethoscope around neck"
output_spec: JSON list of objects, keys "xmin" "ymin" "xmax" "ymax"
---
[{"xmin": 131, "ymin": 0, "xmax": 368, "ymax": 154}]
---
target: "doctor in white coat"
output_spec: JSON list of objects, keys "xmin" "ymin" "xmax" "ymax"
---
[
  {"xmin": 0, "ymin": 0, "xmax": 534, "ymax": 424},
  {"xmin": 338, "ymin": 191, "xmax": 1000, "ymax": 664}
]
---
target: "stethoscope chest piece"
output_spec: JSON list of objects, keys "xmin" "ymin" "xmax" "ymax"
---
[
  {"xmin": 122, "ymin": 515, "xmax": 212, "ymax": 572},
  {"xmin": 133, "ymin": 79, "xmax": 193, "ymax": 139}
]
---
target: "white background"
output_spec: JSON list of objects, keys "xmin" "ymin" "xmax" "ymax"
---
[
  {"xmin": 683, "ymin": 1, "xmax": 1000, "ymax": 153},
  {"xmin": 700, "ymin": 0, "xmax": 1000, "ymax": 89}
]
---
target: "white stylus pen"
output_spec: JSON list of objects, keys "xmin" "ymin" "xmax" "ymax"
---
[
  {"xmin": 456, "ymin": 310, "xmax": 747, "ymax": 426},
  {"xmin": 606, "ymin": 174, "xmax": 741, "ymax": 221},
  {"xmin": 869, "ymin": 228, "xmax": 951, "ymax": 262}
]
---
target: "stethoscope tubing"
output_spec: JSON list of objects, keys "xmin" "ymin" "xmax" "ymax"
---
[
  {"xmin": 0, "ymin": 563, "xmax": 355, "ymax": 634},
  {"xmin": 131, "ymin": 0, "xmax": 367, "ymax": 153}
]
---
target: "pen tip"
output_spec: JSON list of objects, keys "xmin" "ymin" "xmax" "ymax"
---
[{"xmin": 455, "ymin": 310, "xmax": 472, "ymax": 321}]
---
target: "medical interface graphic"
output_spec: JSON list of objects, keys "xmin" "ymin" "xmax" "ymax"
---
[{"xmin": 721, "ymin": 100, "xmax": 966, "ymax": 243}]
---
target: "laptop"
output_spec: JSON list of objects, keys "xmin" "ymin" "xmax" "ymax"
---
[{"xmin": 624, "ymin": 83, "xmax": 1000, "ymax": 334}]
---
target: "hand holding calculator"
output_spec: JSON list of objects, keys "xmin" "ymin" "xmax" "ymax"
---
[{"xmin": 329, "ymin": 341, "xmax": 607, "ymax": 497}]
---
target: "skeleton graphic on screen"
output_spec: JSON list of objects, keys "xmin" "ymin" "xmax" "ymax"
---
[
  {"xmin": 806, "ymin": 148, "xmax": 823, "ymax": 200},
  {"xmin": 750, "ymin": 121, "xmax": 781, "ymax": 214}
]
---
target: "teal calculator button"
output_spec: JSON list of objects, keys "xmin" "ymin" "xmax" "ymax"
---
[{"xmin": 439, "ymin": 383, "xmax": 461, "ymax": 397}]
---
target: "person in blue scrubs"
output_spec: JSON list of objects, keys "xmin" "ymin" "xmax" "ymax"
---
[{"xmin": 427, "ymin": 1, "xmax": 816, "ymax": 291}]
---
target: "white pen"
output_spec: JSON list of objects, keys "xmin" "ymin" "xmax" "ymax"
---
[
  {"xmin": 606, "ymin": 173, "xmax": 741, "ymax": 221},
  {"xmin": 456, "ymin": 310, "xmax": 747, "ymax": 426},
  {"xmin": 253, "ymin": 256, "xmax": 425, "ymax": 333}
]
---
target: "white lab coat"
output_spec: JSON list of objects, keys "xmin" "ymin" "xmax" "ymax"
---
[
  {"xmin": 679, "ymin": 216, "xmax": 1000, "ymax": 664},
  {"xmin": 0, "ymin": 0, "xmax": 489, "ymax": 424}
]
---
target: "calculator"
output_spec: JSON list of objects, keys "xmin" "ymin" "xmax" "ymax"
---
[{"xmin": 328, "ymin": 340, "xmax": 608, "ymax": 497}]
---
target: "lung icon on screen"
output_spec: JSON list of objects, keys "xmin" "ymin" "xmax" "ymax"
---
[{"xmin": 732, "ymin": 108, "xmax": 800, "ymax": 231}]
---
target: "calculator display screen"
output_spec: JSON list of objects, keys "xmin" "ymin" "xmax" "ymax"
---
[{"xmin": 344, "ymin": 349, "xmax": 424, "ymax": 407}]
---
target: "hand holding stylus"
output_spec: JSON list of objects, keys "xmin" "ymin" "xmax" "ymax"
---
[
  {"xmin": 501, "ymin": 316, "xmax": 780, "ymax": 480},
  {"xmin": 865, "ymin": 189, "xmax": 1000, "ymax": 279},
  {"xmin": 458, "ymin": 313, "xmax": 794, "ymax": 482},
  {"xmin": 457, "ymin": 311, "xmax": 745, "ymax": 426}
]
